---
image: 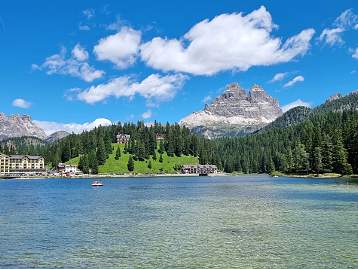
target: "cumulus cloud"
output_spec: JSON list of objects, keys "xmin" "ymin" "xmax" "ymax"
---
[
  {"xmin": 140, "ymin": 6, "xmax": 315, "ymax": 75},
  {"xmin": 270, "ymin": 72, "xmax": 288, "ymax": 83},
  {"xmin": 34, "ymin": 46, "xmax": 104, "ymax": 82},
  {"xmin": 319, "ymin": 9, "xmax": 358, "ymax": 46},
  {"xmin": 352, "ymin": 47, "xmax": 358, "ymax": 59},
  {"xmin": 34, "ymin": 118, "xmax": 112, "ymax": 136},
  {"xmin": 142, "ymin": 110, "xmax": 152, "ymax": 119},
  {"xmin": 12, "ymin": 98, "xmax": 31, "ymax": 109},
  {"xmin": 283, "ymin": 75, "xmax": 304, "ymax": 87},
  {"xmin": 70, "ymin": 73, "xmax": 187, "ymax": 105},
  {"xmin": 72, "ymin": 44, "xmax": 89, "ymax": 61},
  {"xmin": 94, "ymin": 27, "xmax": 141, "ymax": 69},
  {"xmin": 281, "ymin": 99, "xmax": 311, "ymax": 113}
]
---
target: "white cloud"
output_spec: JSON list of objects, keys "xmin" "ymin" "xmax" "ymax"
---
[
  {"xmin": 35, "ymin": 46, "xmax": 104, "ymax": 82},
  {"xmin": 281, "ymin": 99, "xmax": 311, "ymax": 113},
  {"xmin": 319, "ymin": 9, "xmax": 358, "ymax": 46},
  {"xmin": 105, "ymin": 16, "xmax": 126, "ymax": 31},
  {"xmin": 270, "ymin": 72, "xmax": 288, "ymax": 83},
  {"xmin": 71, "ymin": 73, "xmax": 187, "ymax": 105},
  {"xmin": 72, "ymin": 44, "xmax": 89, "ymax": 61},
  {"xmin": 283, "ymin": 75, "xmax": 304, "ymax": 87},
  {"xmin": 352, "ymin": 47, "xmax": 358, "ymax": 59},
  {"xmin": 34, "ymin": 118, "xmax": 112, "ymax": 136},
  {"xmin": 318, "ymin": 27, "xmax": 344, "ymax": 46},
  {"xmin": 140, "ymin": 6, "xmax": 315, "ymax": 75},
  {"xmin": 334, "ymin": 9, "xmax": 358, "ymax": 29},
  {"xmin": 142, "ymin": 110, "xmax": 152, "ymax": 119},
  {"xmin": 83, "ymin": 9, "xmax": 95, "ymax": 19},
  {"xmin": 94, "ymin": 27, "xmax": 141, "ymax": 69},
  {"xmin": 12, "ymin": 98, "xmax": 31, "ymax": 109}
]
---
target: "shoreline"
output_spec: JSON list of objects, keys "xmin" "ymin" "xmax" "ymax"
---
[
  {"xmin": 1, "ymin": 172, "xmax": 357, "ymax": 180},
  {"xmin": 0, "ymin": 172, "xmax": 231, "ymax": 180}
]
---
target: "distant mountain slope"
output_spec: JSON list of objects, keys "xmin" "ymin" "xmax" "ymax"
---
[
  {"xmin": 258, "ymin": 106, "xmax": 312, "ymax": 133},
  {"xmin": 0, "ymin": 113, "xmax": 46, "ymax": 141},
  {"xmin": 45, "ymin": 131, "xmax": 70, "ymax": 143},
  {"xmin": 180, "ymin": 83, "xmax": 283, "ymax": 138},
  {"xmin": 258, "ymin": 90, "xmax": 358, "ymax": 134},
  {"xmin": 316, "ymin": 91, "xmax": 358, "ymax": 113}
]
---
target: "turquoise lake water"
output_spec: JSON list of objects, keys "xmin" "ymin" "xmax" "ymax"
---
[{"xmin": 0, "ymin": 175, "xmax": 357, "ymax": 268}]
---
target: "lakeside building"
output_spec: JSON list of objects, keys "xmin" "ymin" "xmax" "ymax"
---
[
  {"xmin": 0, "ymin": 153, "xmax": 45, "ymax": 176},
  {"xmin": 0, "ymin": 153, "xmax": 10, "ymax": 175},
  {"xmin": 57, "ymin": 163, "xmax": 81, "ymax": 177},
  {"xmin": 116, "ymin": 134, "xmax": 130, "ymax": 144},
  {"xmin": 181, "ymin": 164, "xmax": 218, "ymax": 175}
]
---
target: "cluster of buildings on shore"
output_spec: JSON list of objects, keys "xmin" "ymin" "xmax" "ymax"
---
[
  {"xmin": 181, "ymin": 164, "xmax": 218, "ymax": 175},
  {"xmin": 0, "ymin": 153, "xmax": 46, "ymax": 176},
  {"xmin": 0, "ymin": 153, "xmax": 82, "ymax": 177},
  {"xmin": 1, "ymin": 135, "xmax": 218, "ymax": 177}
]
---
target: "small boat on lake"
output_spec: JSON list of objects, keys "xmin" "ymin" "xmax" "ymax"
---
[{"xmin": 91, "ymin": 181, "xmax": 103, "ymax": 187}]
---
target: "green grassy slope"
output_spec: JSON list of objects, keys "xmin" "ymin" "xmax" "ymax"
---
[{"xmin": 67, "ymin": 143, "xmax": 199, "ymax": 174}]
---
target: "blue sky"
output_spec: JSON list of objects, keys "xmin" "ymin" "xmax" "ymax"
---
[{"xmin": 0, "ymin": 0, "xmax": 357, "ymax": 134}]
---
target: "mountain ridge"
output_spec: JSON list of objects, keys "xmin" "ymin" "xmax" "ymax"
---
[{"xmin": 180, "ymin": 83, "xmax": 283, "ymax": 138}]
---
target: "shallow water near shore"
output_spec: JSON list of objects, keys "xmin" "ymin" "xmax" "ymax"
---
[{"xmin": 0, "ymin": 175, "xmax": 357, "ymax": 268}]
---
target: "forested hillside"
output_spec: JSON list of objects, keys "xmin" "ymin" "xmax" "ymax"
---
[{"xmin": 200, "ymin": 92, "xmax": 358, "ymax": 175}]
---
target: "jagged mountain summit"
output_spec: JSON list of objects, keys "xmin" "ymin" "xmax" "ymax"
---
[
  {"xmin": 0, "ymin": 113, "xmax": 47, "ymax": 141},
  {"xmin": 180, "ymin": 83, "xmax": 283, "ymax": 138}
]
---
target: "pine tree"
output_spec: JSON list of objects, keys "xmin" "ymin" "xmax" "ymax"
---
[
  {"xmin": 88, "ymin": 150, "xmax": 98, "ymax": 174},
  {"xmin": 148, "ymin": 160, "xmax": 152, "ymax": 169},
  {"xmin": 312, "ymin": 147, "xmax": 322, "ymax": 175},
  {"xmin": 61, "ymin": 142, "xmax": 71, "ymax": 162},
  {"xmin": 115, "ymin": 146, "xmax": 121, "ymax": 160},
  {"xmin": 79, "ymin": 154, "xmax": 90, "ymax": 174},
  {"xmin": 127, "ymin": 155, "xmax": 134, "ymax": 172},
  {"xmin": 96, "ymin": 138, "xmax": 107, "ymax": 165},
  {"xmin": 158, "ymin": 140, "xmax": 165, "ymax": 154},
  {"xmin": 293, "ymin": 142, "xmax": 310, "ymax": 173},
  {"xmin": 332, "ymin": 134, "xmax": 352, "ymax": 175},
  {"xmin": 159, "ymin": 153, "xmax": 163, "ymax": 163},
  {"xmin": 321, "ymin": 134, "xmax": 333, "ymax": 172}
]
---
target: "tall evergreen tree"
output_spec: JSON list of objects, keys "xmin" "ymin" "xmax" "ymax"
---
[
  {"xmin": 115, "ymin": 146, "xmax": 121, "ymax": 160},
  {"xmin": 88, "ymin": 150, "xmax": 98, "ymax": 174},
  {"xmin": 96, "ymin": 138, "xmax": 107, "ymax": 165},
  {"xmin": 312, "ymin": 147, "xmax": 322, "ymax": 175},
  {"xmin": 127, "ymin": 155, "xmax": 134, "ymax": 172}
]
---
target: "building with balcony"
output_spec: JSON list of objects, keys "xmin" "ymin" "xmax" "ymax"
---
[
  {"xmin": 116, "ymin": 134, "xmax": 131, "ymax": 144},
  {"xmin": 0, "ymin": 153, "xmax": 45, "ymax": 176}
]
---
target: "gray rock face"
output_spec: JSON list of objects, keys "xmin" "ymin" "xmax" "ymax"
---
[
  {"xmin": 0, "ymin": 113, "xmax": 47, "ymax": 141},
  {"xmin": 328, "ymin": 93, "xmax": 342, "ymax": 102},
  {"xmin": 45, "ymin": 131, "xmax": 70, "ymax": 143},
  {"xmin": 180, "ymin": 83, "xmax": 282, "ymax": 138}
]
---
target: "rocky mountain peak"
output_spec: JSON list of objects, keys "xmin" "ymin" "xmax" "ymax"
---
[
  {"xmin": 0, "ymin": 113, "xmax": 47, "ymax": 141},
  {"xmin": 180, "ymin": 82, "xmax": 283, "ymax": 138}
]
